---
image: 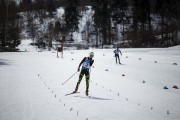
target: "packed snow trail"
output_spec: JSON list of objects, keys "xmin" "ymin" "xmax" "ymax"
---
[{"xmin": 0, "ymin": 40, "xmax": 180, "ymax": 120}]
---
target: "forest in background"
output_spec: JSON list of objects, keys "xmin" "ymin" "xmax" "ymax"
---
[{"xmin": 0, "ymin": 0, "xmax": 180, "ymax": 51}]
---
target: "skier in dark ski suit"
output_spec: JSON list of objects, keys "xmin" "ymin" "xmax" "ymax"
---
[
  {"xmin": 73, "ymin": 52, "xmax": 94, "ymax": 96},
  {"xmin": 114, "ymin": 48, "xmax": 122, "ymax": 64}
]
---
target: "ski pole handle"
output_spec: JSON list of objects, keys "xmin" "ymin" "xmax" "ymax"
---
[{"xmin": 62, "ymin": 71, "xmax": 78, "ymax": 85}]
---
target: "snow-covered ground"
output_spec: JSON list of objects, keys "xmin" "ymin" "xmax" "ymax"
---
[{"xmin": 0, "ymin": 39, "xmax": 180, "ymax": 120}]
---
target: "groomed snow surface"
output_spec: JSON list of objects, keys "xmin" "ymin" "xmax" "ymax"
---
[{"xmin": 0, "ymin": 39, "xmax": 180, "ymax": 120}]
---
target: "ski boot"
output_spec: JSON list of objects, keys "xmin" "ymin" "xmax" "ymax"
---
[
  {"xmin": 85, "ymin": 90, "xmax": 89, "ymax": 96},
  {"xmin": 73, "ymin": 88, "xmax": 78, "ymax": 93}
]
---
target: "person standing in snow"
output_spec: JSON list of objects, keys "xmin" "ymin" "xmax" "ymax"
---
[
  {"xmin": 114, "ymin": 48, "xmax": 122, "ymax": 64},
  {"xmin": 73, "ymin": 52, "xmax": 94, "ymax": 96}
]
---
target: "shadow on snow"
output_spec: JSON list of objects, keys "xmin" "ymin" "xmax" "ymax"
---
[
  {"xmin": 0, "ymin": 59, "xmax": 12, "ymax": 66},
  {"xmin": 74, "ymin": 95, "xmax": 113, "ymax": 101}
]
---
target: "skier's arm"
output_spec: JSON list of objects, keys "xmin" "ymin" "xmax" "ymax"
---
[
  {"xmin": 90, "ymin": 60, "xmax": 94, "ymax": 66},
  {"xmin": 119, "ymin": 50, "xmax": 122, "ymax": 55},
  {"xmin": 77, "ymin": 57, "xmax": 86, "ymax": 71}
]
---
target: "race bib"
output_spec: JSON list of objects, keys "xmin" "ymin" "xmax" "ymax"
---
[{"xmin": 82, "ymin": 58, "xmax": 90, "ymax": 70}]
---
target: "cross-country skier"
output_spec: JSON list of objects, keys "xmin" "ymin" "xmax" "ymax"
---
[
  {"xmin": 114, "ymin": 48, "xmax": 122, "ymax": 64},
  {"xmin": 73, "ymin": 52, "xmax": 94, "ymax": 96}
]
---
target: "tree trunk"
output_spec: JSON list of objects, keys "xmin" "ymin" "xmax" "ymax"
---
[
  {"xmin": 177, "ymin": 0, "xmax": 180, "ymax": 44},
  {"xmin": 61, "ymin": 36, "xmax": 65, "ymax": 58},
  {"xmin": 115, "ymin": 24, "xmax": 120, "ymax": 47},
  {"xmin": 95, "ymin": 28, "xmax": 99, "ymax": 47},
  {"xmin": 4, "ymin": 0, "xmax": 9, "ymax": 50},
  {"xmin": 161, "ymin": 11, "xmax": 164, "ymax": 46},
  {"xmin": 142, "ymin": 22, "xmax": 145, "ymax": 46},
  {"xmin": 134, "ymin": 20, "xmax": 138, "ymax": 47},
  {"xmin": 108, "ymin": 15, "xmax": 111, "ymax": 45},
  {"xmin": 148, "ymin": 12, "xmax": 152, "ymax": 38},
  {"xmin": 102, "ymin": 2, "xmax": 107, "ymax": 47},
  {"xmin": 122, "ymin": 21, "xmax": 125, "ymax": 47}
]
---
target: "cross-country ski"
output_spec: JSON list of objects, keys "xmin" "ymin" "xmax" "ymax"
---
[{"xmin": 65, "ymin": 92, "xmax": 80, "ymax": 96}]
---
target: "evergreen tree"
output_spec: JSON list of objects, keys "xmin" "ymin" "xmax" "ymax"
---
[
  {"xmin": 91, "ymin": 0, "xmax": 112, "ymax": 47},
  {"xmin": 47, "ymin": 22, "xmax": 54, "ymax": 50},
  {"xmin": 0, "ymin": 0, "xmax": 21, "ymax": 51},
  {"xmin": 54, "ymin": 14, "xmax": 69, "ymax": 51},
  {"xmin": 131, "ymin": 0, "xmax": 141, "ymax": 47},
  {"xmin": 139, "ymin": 0, "xmax": 151, "ymax": 46},
  {"xmin": 0, "ymin": 0, "xmax": 6, "ymax": 51},
  {"xmin": 19, "ymin": 0, "xmax": 33, "ymax": 12},
  {"xmin": 46, "ymin": 0, "xmax": 56, "ymax": 18},
  {"xmin": 111, "ymin": 0, "xmax": 128, "ymax": 24},
  {"xmin": 155, "ymin": 0, "xmax": 179, "ymax": 47},
  {"xmin": 54, "ymin": 18, "xmax": 68, "ymax": 47},
  {"xmin": 111, "ymin": 0, "xmax": 129, "ymax": 47},
  {"xmin": 64, "ymin": 0, "xmax": 80, "ymax": 32},
  {"xmin": 177, "ymin": 0, "xmax": 180, "ymax": 43},
  {"xmin": 91, "ymin": 0, "xmax": 103, "ymax": 46},
  {"xmin": 131, "ymin": 0, "xmax": 151, "ymax": 47}
]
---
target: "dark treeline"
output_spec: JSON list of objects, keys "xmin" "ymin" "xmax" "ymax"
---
[
  {"xmin": 0, "ymin": 0, "xmax": 20, "ymax": 51},
  {"xmin": 0, "ymin": 0, "xmax": 180, "ymax": 51}
]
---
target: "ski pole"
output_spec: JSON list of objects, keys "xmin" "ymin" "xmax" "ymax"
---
[{"xmin": 62, "ymin": 71, "xmax": 78, "ymax": 85}]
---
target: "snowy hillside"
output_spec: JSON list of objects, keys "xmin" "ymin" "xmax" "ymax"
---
[{"xmin": 0, "ymin": 40, "xmax": 180, "ymax": 120}]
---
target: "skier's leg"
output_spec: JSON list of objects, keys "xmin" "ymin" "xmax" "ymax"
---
[
  {"xmin": 117, "ymin": 55, "xmax": 121, "ymax": 64},
  {"xmin": 85, "ymin": 71, "xmax": 90, "ymax": 96},
  {"xmin": 74, "ymin": 70, "xmax": 84, "ymax": 92},
  {"xmin": 115, "ymin": 56, "xmax": 118, "ymax": 64}
]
